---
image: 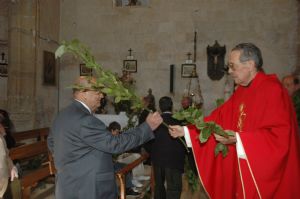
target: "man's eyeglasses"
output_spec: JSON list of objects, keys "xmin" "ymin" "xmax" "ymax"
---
[{"xmin": 225, "ymin": 61, "xmax": 248, "ymax": 72}]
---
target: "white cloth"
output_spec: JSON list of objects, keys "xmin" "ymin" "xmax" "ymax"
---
[
  {"xmin": 183, "ymin": 126, "xmax": 192, "ymax": 147},
  {"xmin": 235, "ymin": 133, "xmax": 246, "ymax": 159}
]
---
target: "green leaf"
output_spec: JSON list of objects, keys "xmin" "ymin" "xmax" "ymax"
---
[
  {"xmin": 195, "ymin": 121, "xmax": 205, "ymax": 130},
  {"xmin": 55, "ymin": 45, "xmax": 66, "ymax": 58},
  {"xmin": 216, "ymin": 98, "xmax": 225, "ymax": 107},
  {"xmin": 115, "ymin": 96, "xmax": 121, "ymax": 103},
  {"xmin": 101, "ymin": 88, "xmax": 112, "ymax": 94},
  {"xmin": 214, "ymin": 143, "xmax": 229, "ymax": 157},
  {"xmin": 221, "ymin": 144, "xmax": 229, "ymax": 157},
  {"xmin": 213, "ymin": 124, "xmax": 223, "ymax": 134},
  {"xmin": 172, "ymin": 111, "xmax": 186, "ymax": 121},
  {"xmin": 199, "ymin": 127, "xmax": 211, "ymax": 143},
  {"xmin": 214, "ymin": 143, "xmax": 224, "ymax": 156},
  {"xmin": 225, "ymin": 130, "xmax": 235, "ymax": 136}
]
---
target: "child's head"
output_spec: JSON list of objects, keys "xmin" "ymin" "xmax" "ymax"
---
[{"xmin": 107, "ymin": 121, "xmax": 121, "ymax": 136}]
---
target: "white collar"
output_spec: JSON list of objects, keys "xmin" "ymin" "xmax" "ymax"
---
[
  {"xmin": 162, "ymin": 111, "xmax": 172, "ymax": 114},
  {"xmin": 75, "ymin": 99, "xmax": 92, "ymax": 114}
]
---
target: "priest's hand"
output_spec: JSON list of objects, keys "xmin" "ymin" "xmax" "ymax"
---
[
  {"xmin": 169, "ymin": 125, "xmax": 185, "ymax": 138},
  {"xmin": 146, "ymin": 112, "xmax": 163, "ymax": 130},
  {"xmin": 214, "ymin": 131, "xmax": 236, "ymax": 145}
]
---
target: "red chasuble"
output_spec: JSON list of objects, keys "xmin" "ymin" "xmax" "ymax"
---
[{"xmin": 188, "ymin": 72, "xmax": 300, "ymax": 199}]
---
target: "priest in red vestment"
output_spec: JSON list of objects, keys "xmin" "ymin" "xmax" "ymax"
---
[{"xmin": 170, "ymin": 43, "xmax": 300, "ymax": 199}]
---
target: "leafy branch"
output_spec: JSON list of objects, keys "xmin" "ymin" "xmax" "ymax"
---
[
  {"xmin": 173, "ymin": 106, "xmax": 234, "ymax": 157},
  {"xmin": 55, "ymin": 39, "xmax": 189, "ymax": 151},
  {"xmin": 55, "ymin": 39, "xmax": 143, "ymax": 110}
]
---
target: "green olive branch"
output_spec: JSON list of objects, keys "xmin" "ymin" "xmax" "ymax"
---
[
  {"xmin": 172, "ymin": 106, "xmax": 234, "ymax": 157},
  {"xmin": 55, "ymin": 39, "xmax": 189, "ymax": 152}
]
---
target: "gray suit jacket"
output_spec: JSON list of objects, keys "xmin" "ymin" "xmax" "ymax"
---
[{"xmin": 47, "ymin": 100, "xmax": 154, "ymax": 199}]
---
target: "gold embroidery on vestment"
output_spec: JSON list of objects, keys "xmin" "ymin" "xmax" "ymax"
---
[{"xmin": 237, "ymin": 103, "xmax": 246, "ymax": 132}]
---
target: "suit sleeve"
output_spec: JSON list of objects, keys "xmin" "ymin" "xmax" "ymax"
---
[{"xmin": 80, "ymin": 116, "xmax": 154, "ymax": 154}]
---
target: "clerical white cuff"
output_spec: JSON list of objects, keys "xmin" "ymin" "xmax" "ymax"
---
[
  {"xmin": 236, "ymin": 132, "xmax": 246, "ymax": 159},
  {"xmin": 183, "ymin": 126, "xmax": 192, "ymax": 148}
]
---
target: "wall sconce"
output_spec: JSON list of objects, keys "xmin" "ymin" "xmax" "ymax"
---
[{"xmin": 0, "ymin": 52, "xmax": 8, "ymax": 77}]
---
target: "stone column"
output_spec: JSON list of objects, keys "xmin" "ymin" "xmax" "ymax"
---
[
  {"xmin": 7, "ymin": 0, "xmax": 38, "ymax": 130},
  {"xmin": 296, "ymin": 1, "xmax": 300, "ymax": 74}
]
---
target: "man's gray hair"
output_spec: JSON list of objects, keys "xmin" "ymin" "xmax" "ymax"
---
[{"xmin": 232, "ymin": 43, "xmax": 263, "ymax": 71}]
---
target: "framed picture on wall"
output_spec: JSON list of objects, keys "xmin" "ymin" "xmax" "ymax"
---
[
  {"xmin": 181, "ymin": 64, "xmax": 197, "ymax": 78},
  {"xmin": 43, "ymin": 51, "xmax": 56, "ymax": 86},
  {"xmin": 80, "ymin": 64, "xmax": 93, "ymax": 76},
  {"xmin": 123, "ymin": 60, "xmax": 137, "ymax": 73}
]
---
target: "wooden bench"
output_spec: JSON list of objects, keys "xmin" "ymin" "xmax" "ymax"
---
[
  {"xmin": 9, "ymin": 128, "xmax": 55, "ymax": 199},
  {"xmin": 12, "ymin": 127, "xmax": 49, "ymax": 145},
  {"xmin": 115, "ymin": 153, "xmax": 153, "ymax": 199}
]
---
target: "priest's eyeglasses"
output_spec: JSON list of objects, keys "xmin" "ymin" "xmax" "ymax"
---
[{"xmin": 226, "ymin": 61, "xmax": 248, "ymax": 72}]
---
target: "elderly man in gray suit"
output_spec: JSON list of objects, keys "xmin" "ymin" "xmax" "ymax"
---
[{"xmin": 47, "ymin": 76, "xmax": 163, "ymax": 199}]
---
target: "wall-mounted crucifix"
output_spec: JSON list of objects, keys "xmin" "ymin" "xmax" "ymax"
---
[
  {"xmin": 127, "ymin": 48, "xmax": 134, "ymax": 60},
  {"xmin": 207, "ymin": 41, "xmax": 226, "ymax": 80}
]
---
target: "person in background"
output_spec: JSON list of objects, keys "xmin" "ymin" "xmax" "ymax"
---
[
  {"xmin": 282, "ymin": 75, "xmax": 298, "ymax": 96},
  {"xmin": 107, "ymin": 121, "xmax": 140, "ymax": 196},
  {"xmin": 47, "ymin": 76, "xmax": 162, "ymax": 199},
  {"xmin": 180, "ymin": 96, "xmax": 193, "ymax": 110},
  {"xmin": 170, "ymin": 43, "xmax": 300, "ymax": 198},
  {"xmin": 0, "ymin": 115, "xmax": 18, "ymax": 199},
  {"xmin": 282, "ymin": 75, "xmax": 300, "ymax": 125},
  {"xmin": 95, "ymin": 93, "xmax": 108, "ymax": 114},
  {"xmin": 0, "ymin": 110, "xmax": 16, "ymax": 149},
  {"xmin": 151, "ymin": 96, "xmax": 186, "ymax": 199}
]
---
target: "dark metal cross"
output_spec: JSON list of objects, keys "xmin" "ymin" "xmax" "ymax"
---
[
  {"xmin": 186, "ymin": 52, "xmax": 192, "ymax": 60},
  {"xmin": 128, "ymin": 48, "xmax": 132, "ymax": 56}
]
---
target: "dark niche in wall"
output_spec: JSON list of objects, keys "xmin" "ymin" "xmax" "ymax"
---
[
  {"xmin": 113, "ymin": 0, "xmax": 149, "ymax": 7},
  {"xmin": 43, "ymin": 51, "xmax": 56, "ymax": 86}
]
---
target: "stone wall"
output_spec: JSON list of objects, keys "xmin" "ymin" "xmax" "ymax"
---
[
  {"xmin": 59, "ymin": 0, "xmax": 299, "ymax": 115},
  {"xmin": 1, "ymin": 0, "xmax": 299, "ymax": 130},
  {"xmin": 0, "ymin": 0, "xmax": 60, "ymax": 131},
  {"xmin": 296, "ymin": 1, "xmax": 300, "ymax": 74},
  {"xmin": 0, "ymin": 0, "xmax": 8, "ymax": 107}
]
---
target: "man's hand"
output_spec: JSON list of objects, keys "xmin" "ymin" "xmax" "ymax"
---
[
  {"xmin": 10, "ymin": 166, "xmax": 18, "ymax": 181},
  {"xmin": 146, "ymin": 112, "xmax": 163, "ymax": 130},
  {"xmin": 169, "ymin": 125, "xmax": 184, "ymax": 138},
  {"xmin": 214, "ymin": 130, "xmax": 236, "ymax": 145}
]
